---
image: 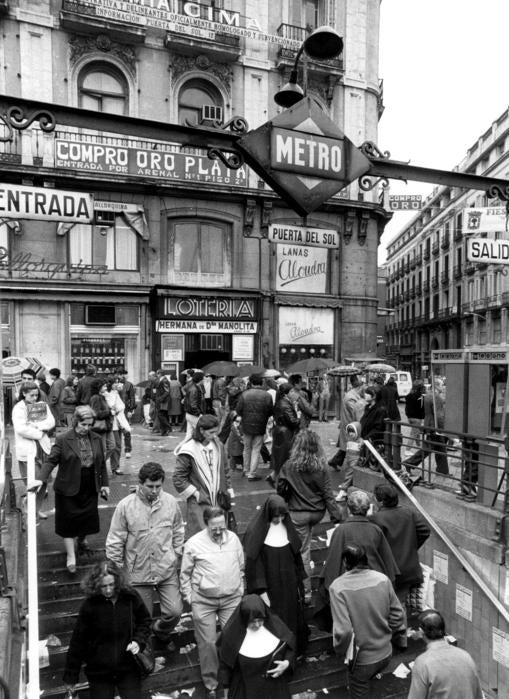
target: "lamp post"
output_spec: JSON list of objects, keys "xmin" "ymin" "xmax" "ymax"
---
[{"xmin": 274, "ymin": 26, "xmax": 344, "ymax": 108}]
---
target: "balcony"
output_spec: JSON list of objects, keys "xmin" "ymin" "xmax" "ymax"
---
[
  {"xmin": 465, "ymin": 262, "xmax": 476, "ymax": 275},
  {"xmin": 440, "ymin": 233, "xmax": 450, "ymax": 250},
  {"xmin": 404, "ymin": 290, "xmax": 411, "ymax": 302},
  {"xmin": 431, "ymin": 276, "xmax": 439, "ymax": 289},
  {"xmin": 440, "ymin": 270, "xmax": 449, "ymax": 285},
  {"xmin": 409, "ymin": 287, "xmax": 416, "ymax": 299},
  {"xmin": 503, "ymin": 291, "xmax": 509, "ymax": 305},
  {"xmin": 453, "ymin": 264, "xmax": 462, "ymax": 279},
  {"xmin": 415, "ymin": 253, "xmax": 422, "ymax": 265},
  {"xmin": 410, "ymin": 258, "xmax": 417, "ymax": 270},
  {"xmin": 60, "ymin": 0, "xmax": 147, "ymax": 43},
  {"xmin": 454, "ymin": 229, "xmax": 463, "ymax": 242},
  {"xmin": 276, "ymin": 24, "xmax": 344, "ymax": 77},
  {"xmin": 423, "ymin": 248, "xmax": 431, "ymax": 261},
  {"xmin": 487, "ymin": 294, "xmax": 502, "ymax": 309},
  {"xmin": 415, "ymin": 282, "xmax": 422, "ymax": 296},
  {"xmin": 422, "ymin": 279, "xmax": 430, "ymax": 292},
  {"xmin": 404, "ymin": 261, "xmax": 410, "ymax": 274},
  {"xmin": 165, "ymin": 25, "xmax": 241, "ymax": 61},
  {"xmin": 432, "ymin": 241, "xmax": 440, "ymax": 256}
]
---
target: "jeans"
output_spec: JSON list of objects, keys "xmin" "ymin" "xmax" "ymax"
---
[
  {"xmin": 87, "ymin": 670, "xmax": 141, "ymax": 699},
  {"xmin": 191, "ymin": 591, "xmax": 241, "ymax": 690},
  {"xmin": 133, "ymin": 569, "xmax": 183, "ymax": 623},
  {"xmin": 122, "ymin": 428, "xmax": 132, "ymax": 453},
  {"xmin": 348, "ymin": 653, "xmax": 392, "ymax": 699},
  {"xmin": 157, "ymin": 408, "xmax": 171, "ymax": 434},
  {"xmin": 242, "ymin": 433, "xmax": 264, "ymax": 476},
  {"xmin": 318, "ymin": 393, "xmax": 330, "ymax": 420},
  {"xmin": 110, "ymin": 431, "xmax": 121, "ymax": 472},
  {"xmin": 290, "ymin": 510, "xmax": 324, "ymax": 593}
]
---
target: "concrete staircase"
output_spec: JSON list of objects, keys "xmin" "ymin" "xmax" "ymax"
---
[{"xmin": 37, "ymin": 522, "xmax": 423, "ymax": 698}]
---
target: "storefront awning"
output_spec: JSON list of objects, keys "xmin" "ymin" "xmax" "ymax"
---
[{"xmin": 274, "ymin": 294, "xmax": 342, "ymax": 309}]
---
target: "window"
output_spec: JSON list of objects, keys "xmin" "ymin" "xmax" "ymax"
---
[
  {"xmin": 69, "ymin": 219, "xmax": 138, "ymax": 271},
  {"xmin": 78, "ymin": 63, "xmax": 128, "ymax": 115},
  {"xmin": 178, "ymin": 79, "xmax": 223, "ymax": 126},
  {"xmin": 169, "ymin": 219, "xmax": 231, "ymax": 287}
]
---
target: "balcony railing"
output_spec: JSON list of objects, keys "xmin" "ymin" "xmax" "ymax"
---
[
  {"xmin": 503, "ymin": 291, "xmax": 509, "ymax": 305},
  {"xmin": 415, "ymin": 282, "xmax": 422, "ymax": 296},
  {"xmin": 404, "ymin": 262, "xmax": 410, "ymax": 274},
  {"xmin": 276, "ymin": 24, "xmax": 343, "ymax": 73},
  {"xmin": 454, "ymin": 229, "xmax": 463, "ymax": 242},
  {"xmin": 453, "ymin": 264, "xmax": 462, "ymax": 279},
  {"xmin": 422, "ymin": 279, "xmax": 430, "ymax": 292},
  {"xmin": 432, "ymin": 241, "xmax": 440, "ymax": 256},
  {"xmin": 415, "ymin": 253, "xmax": 422, "ymax": 265},
  {"xmin": 440, "ymin": 233, "xmax": 450, "ymax": 250},
  {"xmin": 465, "ymin": 262, "xmax": 476, "ymax": 275},
  {"xmin": 431, "ymin": 276, "xmax": 439, "ymax": 289},
  {"xmin": 423, "ymin": 248, "xmax": 431, "ymax": 261},
  {"xmin": 487, "ymin": 294, "xmax": 502, "ymax": 308},
  {"xmin": 410, "ymin": 258, "xmax": 417, "ymax": 270},
  {"xmin": 441, "ymin": 270, "xmax": 449, "ymax": 284}
]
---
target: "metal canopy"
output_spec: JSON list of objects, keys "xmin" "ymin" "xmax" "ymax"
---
[{"xmin": 1, "ymin": 94, "xmax": 509, "ymax": 210}]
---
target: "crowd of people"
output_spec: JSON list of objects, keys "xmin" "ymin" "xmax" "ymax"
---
[{"xmin": 10, "ymin": 363, "xmax": 484, "ymax": 698}]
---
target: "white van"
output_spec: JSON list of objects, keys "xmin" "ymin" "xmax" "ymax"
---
[{"xmin": 384, "ymin": 371, "xmax": 413, "ymax": 400}]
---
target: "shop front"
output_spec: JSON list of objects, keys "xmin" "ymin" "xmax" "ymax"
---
[{"xmin": 151, "ymin": 289, "xmax": 261, "ymax": 375}]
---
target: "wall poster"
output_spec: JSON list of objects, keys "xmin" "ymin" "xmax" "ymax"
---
[{"xmin": 275, "ymin": 244, "xmax": 328, "ymax": 293}]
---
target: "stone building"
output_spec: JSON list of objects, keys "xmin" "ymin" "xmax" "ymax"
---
[
  {"xmin": 0, "ymin": 0, "xmax": 389, "ymax": 381},
  {"xmin": 385, "ymin": 104, "xmax": 509, "ymax": 379}
]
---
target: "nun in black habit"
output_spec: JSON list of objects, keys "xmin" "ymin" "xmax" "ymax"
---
[
  {"xmin": 242, "ymin": 494, "xmax": 309, "ymax": 653},
  {"xmin": 218, "ymin": 594, "xmax": 296, "ymax": 699}
]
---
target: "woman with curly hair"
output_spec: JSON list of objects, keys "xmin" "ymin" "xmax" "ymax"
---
[
  {"xmin": 278, "ymin": 430, "xmax": 343, "ymax": 603},
  {"xmin": 63, "ymin": 560, "xmax": 151, "ymax": 698}
]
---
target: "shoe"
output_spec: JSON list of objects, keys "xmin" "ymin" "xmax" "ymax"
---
[
  {"xmin": 112, "ymin": 469, "xmax": 124, "ymax": 475},
  {"xmin": 66, "ymin": 558, "xmax": 77, "ymax": 574},
  {"xmin": 247, "ymin": 475, "xmax": 262, "ymax": 481},
  {"xmin": 265, "ymin": 474, "xmax": 276, "ymax": 488},
  {"xmin": 125, "ymin": 453, "xmax": 131, "ymax": 459}
]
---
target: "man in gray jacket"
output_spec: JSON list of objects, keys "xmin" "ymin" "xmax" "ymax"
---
[
  {"xmin": 106, "ymin": 461, "xmax": 185, "ymax": 642},
  {"xmin": 235, "ymin": 374, "xmax": 273, "ymax": 480}
]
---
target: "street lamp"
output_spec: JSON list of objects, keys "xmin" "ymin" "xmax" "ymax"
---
[{"xmin": 274, "ymin": 26, "xmax": 344, "ymax": 108}]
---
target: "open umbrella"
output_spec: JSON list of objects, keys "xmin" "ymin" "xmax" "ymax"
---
[
  {"xmin": 201, "ymin": 360, "xmax": 240, "ymax": 377},
  {"xmin": 237, "ymin": 364, "xmax": 265, "ymax": 377},
  {"xmin": 365, "ymin": 362, "xmax": 396, "ymax": 373},
  {"xmin": 261, "ymin": 369, "xmax": 282, "ymax": 378},
  {"xmin": 327, "ymin": 365, "xmax": 361, "ymax": 377},
  {"xmin": 1, "ymin": 356, "xmax": 45, "ymax": 387},
  {"xmin": 286, "ymin": 357, "xmax": 339, "ymax": 374}
]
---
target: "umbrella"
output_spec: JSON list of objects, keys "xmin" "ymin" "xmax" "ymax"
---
[
  {"xmin": 1, "ymin": 356, "xmax": 45, "ymax": 387},
  {"xmin": 365, "ymin": 362, "xmax": 396, "ymax": 373},
  {"xmin": 136, "ymin": 379, "xmax": 152, "ymax": 388},
  {"xmin": 237, "ymin": 364, "xmax": 265, "ymax": 377},
  {"xmin": 261, "ymin": 369, "xmax": 282, "ymax": 378},
  {"xmin": 286, "ymin": 357, "xmax": 339, "ymax": 374},
  {"xmin": 201, "ymin": 360, "xmax": 240, "ymax": 377},
  {"xmin": 327, "ymin": 365, "xmax": 361, "ymax": 377}
]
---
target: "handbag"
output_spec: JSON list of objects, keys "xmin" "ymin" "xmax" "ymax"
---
[
  {"xmin": 91, "ymin": 418, "xmax": 108, "ymax": 433},
  {"xmin": 130, "ymin": 601, "xmax": 155, "ymax": 678},
  {"xmin": 217, "ymin": 489, "xmax": 232, "ymax": 511},
  {"xmin": 276, "ymin": 477, "xmax": 292, "ymax": 502}
]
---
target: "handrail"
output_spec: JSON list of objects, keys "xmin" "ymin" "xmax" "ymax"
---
[
  {"xmin": 25, "ymin": 453, "xmax": 40, "ymax": 697},
  {"xmin": 364, "ymin": 438, "xmax": 509, "ymax": 625},
  {"xmin": 0, "ymin": 675, "xmax": 10, "ymax": 699}
]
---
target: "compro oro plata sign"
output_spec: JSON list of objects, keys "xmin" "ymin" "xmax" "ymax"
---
[
  {"xmin": 0, "ymin": 184, "xmax": 94, "ymax": 223},
  {"xmin": 467, "ymin": 238, "xmax": 509, "ymax": 264}
]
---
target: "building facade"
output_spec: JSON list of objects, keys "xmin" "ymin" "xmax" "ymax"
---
[
  {"xmin": 0, "ymin": 0, "xmax": 388, "ymax": 382},
  {"xmin": 385, "ymin": 105, "xmax": 509, "ymax": 379}
]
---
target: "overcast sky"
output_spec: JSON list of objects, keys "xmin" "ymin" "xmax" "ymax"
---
[{"xmin": 377, "ymin": 0, "xmax": 509, "ymax": 262}]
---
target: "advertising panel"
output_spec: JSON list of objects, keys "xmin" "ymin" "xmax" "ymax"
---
[
  {"xmin": 275, "ymin": 244, "xmax": 328, "ymax": 293},
  {"xmin": 279, "ymin": 307, "xmax": 334, "ymax": 345}
]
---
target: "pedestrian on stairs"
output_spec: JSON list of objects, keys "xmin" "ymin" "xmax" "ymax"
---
[
  {"xmin": 63, "ymin": 560, "xmax": 151, "ymax": 699},
  {"xmin": 106, "ymin": 462, "xmax": 185, "ymax": 644}
]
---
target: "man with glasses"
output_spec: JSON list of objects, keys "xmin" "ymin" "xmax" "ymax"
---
[{"xmin": 180, "ymin": 506, "xmax": 244, "ymax": 699}]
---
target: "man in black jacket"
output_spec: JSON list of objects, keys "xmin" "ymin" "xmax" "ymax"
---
[
  {"xmin": 235, "ymin": 374, "xmax": 273, "ymax": 481},
  {"xmin": 154, "ymin": 370, "xmax": 172, "ymax": 436}
]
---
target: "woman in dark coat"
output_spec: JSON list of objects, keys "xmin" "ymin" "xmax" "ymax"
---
[
  {"xmin": 40, "ymin": 405, "xmax": 109, "ymax": 573},
  {"xmin": 271, "ymin": 383, "xmax": 300, "ymax": 477},
  {"xmin": 243, "ymin": 495, "xmax": 308, "ymax": 653},
  {"xmin": 360, "ymin": 385, "xmax": 388, "ymax": 471},
  {"xmin": 219, "ymin": 594, "xmax": 296, "ymax": 699},
  {"xmin": 89, "ymin": 379, "xmax": 115, "ymax": 472},
  {"xmin": 63, "ymin": 560, "xmax": 151, "ymax": 699}
]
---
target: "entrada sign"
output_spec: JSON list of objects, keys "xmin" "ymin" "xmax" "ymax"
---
[
  {"xmin": 238, "ymin": 98, "xmax": 371, "ymax": 216},
  {"xmin": 0, "ymin": 183, "xmax": 93, "ymax": 222}
]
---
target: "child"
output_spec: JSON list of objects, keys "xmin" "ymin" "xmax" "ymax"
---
[
  {"xmin": 336, "ymin": 421, "xmax": 362, "ymax": 502},
  {"xmin": 227, "ymin": 415, "xmax": 244, "ymax": 471}
]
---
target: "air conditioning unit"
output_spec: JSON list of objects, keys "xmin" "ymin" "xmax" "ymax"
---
[
  {"xmin": 201, "ymin": 104, "xmax": 223, "ymax": 123},
  {"xmin": 94, "ymin": 210, "xmax": 115, "ymax": 227}
]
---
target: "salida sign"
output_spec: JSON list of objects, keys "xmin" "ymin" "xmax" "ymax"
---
[{"xmin": 238, "ymin": 98, "xmax": 371, "ymax": 216}]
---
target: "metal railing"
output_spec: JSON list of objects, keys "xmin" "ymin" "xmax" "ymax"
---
[{"xmin": 382, "ymin": 419, "xmax": 509, "ymax": 512}]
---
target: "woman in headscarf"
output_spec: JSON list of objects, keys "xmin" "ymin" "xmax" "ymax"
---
[
  {"xmin": 218, "ymin": 594, "xmax": 295, "ymax": 699},
  {"xmin": 243, "ymin": 494, "xmax": 308, "ymax": 653},
  {"xmin": 173, "ymin": 413, "xmax": 233, "ymax": 538}
]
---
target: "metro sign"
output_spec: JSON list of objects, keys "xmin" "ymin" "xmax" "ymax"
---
[{"xmin": 237, "ymin": 97, "xmax": 371, "ymax": 216}]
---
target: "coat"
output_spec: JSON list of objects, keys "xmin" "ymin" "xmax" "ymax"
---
[
  {"xmin": 173, "ymin": 437, "xmax": 231, "ymax": 506},
  {"xmin": 322, "ymin": 516, "xmax": 399, "ymax": 589},
  {"xmin": 360, "ymin": 400, "xmax": 388, "ymax": 444},
  {"xmin": 183, "ymin": 381, "xmax": 204, "ymax": 416},
  {"xmin": 154, "ymin": 375, "xmax": 171, "ymax": 410},
  {"xmin": 106, "ymin": 488, "xmax": 185, "ymax": 585},
  {"xmin": 12, "ymin": 399, "xmax": 55, "ymax": 462},
  {"xmin": 338, "ymin": 388, "xmax": 366, "ymax": 451},
  {"xmin": 371, "ymin": 505, "xmax": 430, "ymax": 587},
  {"xmin": 235, "ymin": 388, "xmax": 273, "ymax": 435},
  {"xmin": 279, "ymin": 462, "xmax": 342, "ymax": 522},
  {"xmin": 48, "ymin": 377, "xmax": 66, "ymax": 423},
  {"xmin": 168, "ymin": 379, "xmax": 183, "ymax": 416},
  {"xmin": 380, "ymin": 381, "xmax": 401, "ymax": 421},
  {"xmin": 40, "ymin": 428, "xmax": 108, "ymax": 496},
  {"xmin": 63, "ymin": 589, "xmax": 151, "ymax": 683},
  {"xmin": 271, "ymin": 396, "xmax": 300, "ymax": 473}
]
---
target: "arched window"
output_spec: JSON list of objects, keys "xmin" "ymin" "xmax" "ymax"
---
[
  {"xmin": 78, "ymin": 63, "xmax": 128, "ymax": 115},
  {"xmin": 178, "ymin": 79, "xmax": 223, "ymax": 125}
]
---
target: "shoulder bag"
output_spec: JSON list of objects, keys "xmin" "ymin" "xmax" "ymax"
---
[{"xmin": 130, "ymin": 600, "xmax": 155, "ymax": 678}]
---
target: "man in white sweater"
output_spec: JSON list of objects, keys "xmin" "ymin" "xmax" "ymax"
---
[{"xmin": 180, "ymin": 506, "xmax": 244, "ymax": 699}]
